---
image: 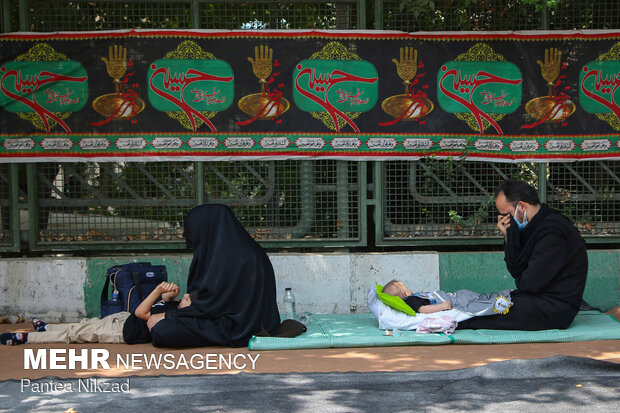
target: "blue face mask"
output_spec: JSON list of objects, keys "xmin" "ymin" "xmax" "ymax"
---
[{"xmin": 513, "ymin": 204, "xmax": 528, "ymax": 230}]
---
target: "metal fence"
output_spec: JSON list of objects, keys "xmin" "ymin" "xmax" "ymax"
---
[
  {"xmin": 376, "ymin": 160, "xmax": 620, "ymax": 245},
  {"xmin": 373, "ymin": 0, "xmax": 620, "ymax": 245},
  {"xmin": 0, "ymin": 164, "xmax": 18, "ymax": 251},
  {"xmin": 1, "ymin": 0, "xmax": 619, "ymax": 251},
  {"xmin": 1, "ymin": 0, "xmax": 364, "ymax": 31},
  {"xmin": 25, "ymin": 160, "xmax": 364, "ymax": 250},
  {"xmin": 376, "ymin": 0, "xmax": 620, "ymax": 31}
]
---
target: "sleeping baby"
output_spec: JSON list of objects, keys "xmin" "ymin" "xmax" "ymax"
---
[{"xmin": 381, "ymin": 279, "xmax": 512, "ymax": 316}]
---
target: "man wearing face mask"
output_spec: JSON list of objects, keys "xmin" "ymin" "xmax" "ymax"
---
[{"xmin": 457, "ymin": 179, "xmax": 588, "ymax": 331}]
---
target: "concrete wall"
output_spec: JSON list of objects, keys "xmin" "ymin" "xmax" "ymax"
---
[
  {"xmin": 0, "ymin": 258, "xmax": 87, "ymax": 322},
  {"xmin": 439, "ymin": 251, "xmax": 620, "ymax": 312},
  {"xmin": 0, "ymin": 251, "xmax": 617, "ymax": 322}
]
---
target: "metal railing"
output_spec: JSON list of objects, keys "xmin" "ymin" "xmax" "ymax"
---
[
  {"xmin": 1, "ymin": 0, "xmax": 619, "ymax": 252},
  {"xmin": 373, "ymin": 0, "xmax": 620, "ymax": 246},
  {"xmin": 376, "ymin": 160, "xmax": 620, "ymax": 245},
  {"xmin": 25, "ymin": 160, "xmax": 364, "ymax": 250},
  {"xmin": 1, "ymin": 0, "xmax": 364, "ymax": 31},
  {"xmin": 0, "ymin": 164, "xmax": 19, "ymax": 251}
]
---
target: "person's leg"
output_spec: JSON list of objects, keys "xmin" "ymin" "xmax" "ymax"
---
[
  {"xmin": 69, "ymin": 312, "xmax": 130, "ymax": 343},
  {"xmin": 451, "ymin": 289, "xmax": 513, "ymax": 316},
  {"xmin": 456, "ymin": 291, "xmax": 557, "ymax": 330},
  {"xmin": 27, "ymin": 322, "xmax": 79, "ymax": 343},
  {"xmin": 27, "ymin": 312, "xmax": 130, "ymax": 344}
]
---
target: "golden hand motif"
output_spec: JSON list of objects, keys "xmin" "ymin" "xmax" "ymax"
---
[
  {"xmin": 248, "ymin": 45, "xmax": 273, "ymax": 94},
  {"xmin": 392, "ymin": 47, "xmax": 418, "ymax": 96},
  {"xmin": 536, "ymin": 48, "xmax": 562, "ymax": 96},
  {"xmin": 101, "ymin": 45, "xmax": 128, "ymax": 93}
]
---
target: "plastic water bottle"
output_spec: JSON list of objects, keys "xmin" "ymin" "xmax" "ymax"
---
[{"xmin": 283, "ymin": 288, "xmax": 296, "ymax": 320}]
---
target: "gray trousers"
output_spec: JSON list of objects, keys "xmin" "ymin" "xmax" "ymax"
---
[{"xmin": 435, "ymin": 289, "xmax": 513, "ymax": 316}]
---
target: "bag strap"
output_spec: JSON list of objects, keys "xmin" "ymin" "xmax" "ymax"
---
[
  {"xmin": 131, "ymin": 271, "xmax": 144, "ymax": 300},
  {"xmin": 100, "ymin": 272, "xmax": 111, "ymax": 305},
  {"xmin": 100, "ymin": 267, "xmax": 121, "ymax": 304}
]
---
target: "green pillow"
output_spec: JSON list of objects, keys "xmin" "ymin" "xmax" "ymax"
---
[{"xmin": 376, "ymin": 284, "xmax": 416, "ymax": 316}]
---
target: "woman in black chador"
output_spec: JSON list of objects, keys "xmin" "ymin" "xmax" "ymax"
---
[{"xmin": 149, "ymin": 204, "xmax": 281, "ymax": 348}]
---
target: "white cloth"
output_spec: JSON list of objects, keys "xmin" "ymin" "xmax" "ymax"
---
[
  {"xmin": 367, "ymin": 286, "xmax": 473, "ymax": 331},
  {"xmin": 416, "ymin": 316, "xmax": 458, "ymax": 334}
]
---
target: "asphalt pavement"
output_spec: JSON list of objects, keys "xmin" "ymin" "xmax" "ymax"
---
[{"xmin": 1, "ymin": 355, "xmax": 619, "ymax": 412}]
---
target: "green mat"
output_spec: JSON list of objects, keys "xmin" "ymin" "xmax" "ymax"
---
[{"xmin": 248, "ymin": 311, "xmax": 620, "ymax": 351}]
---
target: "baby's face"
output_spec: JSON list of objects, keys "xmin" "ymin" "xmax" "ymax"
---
[
  {"xmin": 395, "ymin": 282, "xmax": 412, "ymax": 298},
  {"xmin": 386, "ymin": 281, "xmax": 412, "ymax": 298}
]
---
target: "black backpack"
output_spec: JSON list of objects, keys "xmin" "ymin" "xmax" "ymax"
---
[{"xmin": 100, "ymin": 262, "xmax": 167, "ymax": 317}]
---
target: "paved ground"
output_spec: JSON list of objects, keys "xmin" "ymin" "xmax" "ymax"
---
[
  {"xmin": 1, "ymin": 356, "xmax": 619, "ymax": 412},
  {"xmin": 1, "ymin": 309, "xmax": 619, "ymax": 412}
]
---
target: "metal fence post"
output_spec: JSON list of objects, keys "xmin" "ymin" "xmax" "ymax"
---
[
  {"xmin": 2, "ymin": 0, "xmax": 11, "ymax": 32},
  {"xmin": 191, "ymin": 0, "xmax": 201, "ymax": 29},
  {"xmin": 358, "ymin": 0, "xmax": 366, "ymax": 29},
  {"xmin": 336, "ymin": 162, "xmax": 350, "ymax": 238},
  {"xmin": 10, "ymin": 164, "xmax": 20, "ymax": 250},
  {"xmin": 26, "ymin": 163, "xmax": 37, "ymax": 250},
  {"xmin": 541, "ymin": 5, "xmax": 549, "ymax": 30},
  {"xmin": 359, "ymin": 161, "xmax": 368, "ymax": 246},
  {"xmin": 375, "ymin": 0, "xmax": 383, "ymax": 30},
  {"xmin": 538, "ymin": 6, "xmax": 549, "ymax": 204},
  {"xmin": 18, "ymin": 0, "xmax": 28, "ymax": 31},
  {"xmin": 373, "ymin": 160, "xmax": 383, "ymax": 244},
  {"xmin": 195, "ymin": 161, "xmax": 204, "ymax": 206},
  {"xmin": 537, "ymin": 164, "xmax": 547, "ymax": 204}
]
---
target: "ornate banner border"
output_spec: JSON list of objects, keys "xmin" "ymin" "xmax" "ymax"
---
[{"xmin": 3, "ymin": 29, "xmax": 620, "ymax": 162}]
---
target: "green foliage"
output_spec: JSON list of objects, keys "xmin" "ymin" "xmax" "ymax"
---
[
  {"xmin": 399, "ymin": 0, "xmax": 438, "ymax": 19},
  {"xmin": 400, "ymin": 0, "xmax": 561, "ymax": 17},
  {"xmin": 448, "ymin": 195, "xmax": 495, "ymax": 229},
  {"xmin": 520, "ymin": 0, "xmax": 562, "ymax": 11}
]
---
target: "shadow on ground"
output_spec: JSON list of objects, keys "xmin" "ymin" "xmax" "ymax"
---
[{"xmin": 1, "ymin": 356, "xmax": 619, "ymax": 412}]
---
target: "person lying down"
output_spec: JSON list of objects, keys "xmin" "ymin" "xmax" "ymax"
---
[
  {"xmin": 368, "ymin": 280, "xmax": 514, "ymax": 333},
  {"xmin": 381, "ymin": 279, "xmax": 513, "ymax": 317},
  {"xmin": 1, "ymin": 282, "xmax": 191, "ymax": 346}
]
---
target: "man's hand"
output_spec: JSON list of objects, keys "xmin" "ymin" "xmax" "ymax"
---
[
  {"xmin": 160, "ymin": 282, "xmax": 180, "ymax": 302},
  {"xmin": 497, "ymin": 213, "xmax": 511, "ymax": 239},
  {"xmin": 147, "ymin": 313, "xmax": 165, "ymax": 331},
  {"xmin": 156, "ymin": 281, "xmax": 176, "ymax": 295},
  {"xmin": 135, "ymin": 282, "xmax": 177, "ymax": 321}
]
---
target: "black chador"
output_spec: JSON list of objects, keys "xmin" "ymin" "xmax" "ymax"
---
[{"xmin": 151, "ymin": 204, "xmax": 280, "ymax": 347}]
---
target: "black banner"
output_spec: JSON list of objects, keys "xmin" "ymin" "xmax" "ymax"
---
[{"xmin": 1, "ymin": 30, "xmax": 620, "ymax": 161}]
